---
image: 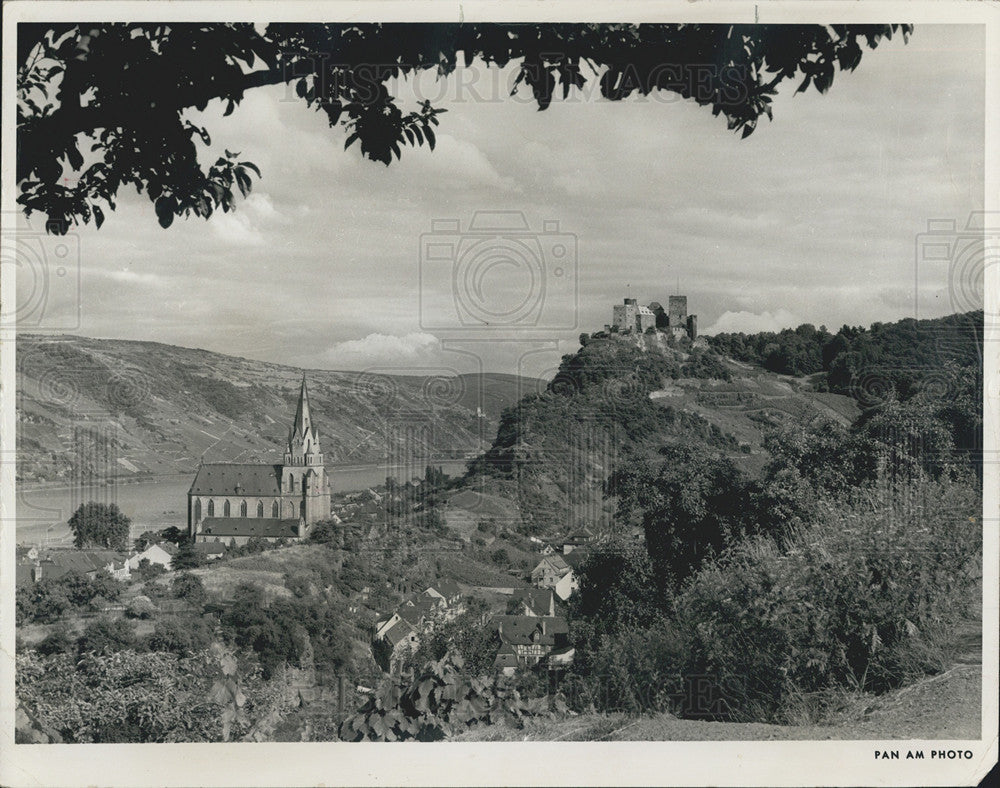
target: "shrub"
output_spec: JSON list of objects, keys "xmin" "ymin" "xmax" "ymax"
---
[
  {"xmin": 35, "ymin": 623, "xmax": 78, "ymax": 656},
  {"xmin": 127, "ymin": 595, "xmax": 157, "ymax": 619},
  {"xmin": 339, "ymin": 654, "xmax": 559, "ymax": 741},
  {"xmin": 147, "ymin": 616, "xmax": 214, "ymax": 655},
  {"xmin": 674, "ymin": 479, "xmax": 981, "ymax": 722},
  {"xmin": 172, "ymin": 572, "xmax": 207, "ymax": 609},
  {"xmin": 79, "ymin": 616, "xmax": 136, "ymax": 655}
]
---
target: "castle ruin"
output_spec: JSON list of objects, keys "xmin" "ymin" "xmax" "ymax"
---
[{"xmin": 611, "ymin": 296, "xmax": 697, "ymax": 340}]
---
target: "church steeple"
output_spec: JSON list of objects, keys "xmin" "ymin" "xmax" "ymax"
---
[
  {"xmin": 285, "ymin": 374, "xmax": 322, "ymax": 466},
  {"xmin": 292, "ymin": 374, "xmax": 313, "ymax": 439}
]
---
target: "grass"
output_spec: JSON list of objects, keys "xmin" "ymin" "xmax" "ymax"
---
[{"xmin": 453, "ymin": 664, "xmax": 982, "ymax": 741}]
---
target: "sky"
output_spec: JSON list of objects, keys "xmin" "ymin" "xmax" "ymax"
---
[{"xmin": 16, "ymin": 24, "xmax": 985, "ymax": 379}]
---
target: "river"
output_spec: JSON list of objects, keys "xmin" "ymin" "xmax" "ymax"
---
[{"xmin": 13, "ymin": 460, "xmax": 471, "ymax": 547}]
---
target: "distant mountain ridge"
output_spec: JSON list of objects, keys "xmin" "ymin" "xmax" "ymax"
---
[{"xmin": 16, "ymin": 334, "xmax": 542, "ymax": 483}]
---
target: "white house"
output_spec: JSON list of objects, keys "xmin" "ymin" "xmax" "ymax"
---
[
  {"xmin": 554, "ymin": 569, "xmax": 578, "ymax": 601},
  {"xmin": 127, "ymin": 542, "xmax": 176, "ymax": 572}
]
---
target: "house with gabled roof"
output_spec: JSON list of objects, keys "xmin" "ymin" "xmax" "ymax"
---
[
  {"xmin": 43, "ymin": 549, "xmax": 131, "ymax": 582},
  {"xmin": 127, "ymin": 541, "xmax": 177, "ymax": 572},
  {"xmin": 425, "ymin": 579, "xmax": 461, "ymax": 607},
  {"xmin": 510, "ymin": 587, "xmax": 556, "ymax": 617},
  {"xmin": 493, "ymin": 643, "xmax": 519, "ymax": 675},
  {"xmin": 531, "ymin": 554, "xmax": 570, "ymax": 588},
  {"xmin": 494, "ymin": 615, "xmax": 569, "ymax": 668}
]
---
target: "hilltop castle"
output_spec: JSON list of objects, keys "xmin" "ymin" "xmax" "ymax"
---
[
  {"xmin": 187, "ymin": 376, "xmax": 331, "ymax": 544},
  {"xmin": 610, "ymin": 296, "xmax": 697, "ymax": 340}
]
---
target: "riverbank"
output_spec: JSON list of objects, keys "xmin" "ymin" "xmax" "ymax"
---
[{"xmin": 14, "ymin": 460, "xmax": 471, "ymax": 546}]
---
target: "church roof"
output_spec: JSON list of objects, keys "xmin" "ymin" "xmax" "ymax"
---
[
  {"xmin": 198, "ymin": 517, "xmax": 302, "ymax": 539},
  {"xmin": 189, "ymin": 464, "xmax": 283, "ymax": 496}
]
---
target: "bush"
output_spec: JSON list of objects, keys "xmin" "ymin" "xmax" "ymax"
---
[
  {"xmin": 340, "ymin": 654, "xmax": 559, "ymax": 741},
  {"xmin": 127, "ymin": 595, "xmax": 157, "ymax": 619},
  {"xmin": 674, "ymin": 479, "xmax": 981, "ymax": 722},
  {"xmin": 680, "ymin": 348, "xmax": 732, "ymax": 380},
  {"xmin": 79, "ymin": 616, "xmax": 135, "ymax": 655},
  {"xmin": 172, "ymin": 572, "xmax": 207, "ymax": 609},
  {"xmin": 36, "ymin": 623, "xmax": 78, "ymax": 656},
  {"xmin": 133, "ymin": 558, "xmax": 167, "ymax": 582},
  {"xmin": 146, "ymin": 616, "xmax": 214, "ymax": 655}
]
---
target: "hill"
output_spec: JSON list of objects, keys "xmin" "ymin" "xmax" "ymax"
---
[
  {"xmin": 706, "ymin": 309, "xmax": 983, "ymax": 395},
  {"xmin": 458, "ymin": 331, "xmax": 860, "ymax": 535},
  {"xmin": 16, "ymin": 334, "xmax": 540, "ymax": 483}
]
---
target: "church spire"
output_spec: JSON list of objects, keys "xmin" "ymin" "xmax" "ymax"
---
[
  {"xmin": 285, "ymin": 374, "xmax": 321, "ymax": 465},
  {"xmin": 291, "ymin": 373, "xmax": 313, "ymax": 440}
]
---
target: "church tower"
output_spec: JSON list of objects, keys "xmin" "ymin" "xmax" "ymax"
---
[
  {"xmin": 282, "ymin": 375, "xmax": 330, "ymax": 525},
  {"xmin": 285, "ymin": 375, "xmax": 323, "ymax": 467}
]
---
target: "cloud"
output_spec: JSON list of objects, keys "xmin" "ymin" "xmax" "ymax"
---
[
  {"xmin": 322, "ymin": 332, "xmax": 440, "ymax": 368},
  {"xmin": 210, "ymin": 208, "xmax": 265, "ymax": 247},
  {"xmin": 94, "ymin": 268, "xmax": 168, "ymax": 287},
  {"xmin": 703, "ymin": 309, "xmax": 804, "ymax": 335}
]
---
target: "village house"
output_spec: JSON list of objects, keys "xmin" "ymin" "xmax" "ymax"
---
[
  {"xmin": 531, "ymin": 552, "xmax": 584, "ymax": 601},
  {"xmin": 424, "ymin": 579, "xmax": 462, "ymax": 609},
  {"xmin": 531, "ymin": 554, "xmax": 570, "ymax": 588},
  {"xmin": 193, "ymin": 541, "xmax": 227, "ymax": 561},
  {"xmin": 561, "ymin": 527, "xmax": 594, "ymax": 554},
  {"xmin": 127, "ymin": 541, "xmax": 177, "ymax": 572},
  {"xmin": 493, "ymin": 615, "xmax": 570, "ymax": 668},
  {"xmin": 40, "ymin": 549, "xmax": 131, "ymax": 582},
  {"xmin": 510, "ymin": 587, "xmax": 556, "ymax": 617}
]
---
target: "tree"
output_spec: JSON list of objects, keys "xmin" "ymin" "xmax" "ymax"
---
[
  {"xmin": 67, "ymin": 501, "xmax": 131, "ymax": 550},
  {"xmin": 171, "ymin": 571, "xmax": 207, "ymax": 609},
  {"xmin": 159, "ymin": 526, "xmax": 186, "ymax": 546},
  {"xmin": 613, "ymin": 445, "xmax": 757, "ymax": 590},
  {"xmin": 17, "ymin": 23, "xmax": 910, "ymax": 231},
  {"xmin": 171, "ymin": 539, "xmax": 202, "ymax": 570}
]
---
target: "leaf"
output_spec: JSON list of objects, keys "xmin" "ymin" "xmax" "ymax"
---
[
  {"xmin": 93, "ymin": 205, "xmax": 104, "ymax": 229},
  {"xmin": 220, "ymin": 653, "xmax": 237, "ymax": 675},
  {"xmin": 235, "ymin": 171, "xmax": 251, "ymax": 197},
  {"xmin": 154, "ymin": 196, "xmax": 175, "ymax": 229},
  {"xmin": 425, "ymin": 126, "xmax": 436, "ymax": 151},
  {"xmin": 344, "ymin": 132, "xmax": 359, "ymax": 150}
]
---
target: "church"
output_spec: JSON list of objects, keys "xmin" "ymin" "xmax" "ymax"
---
[{"xmin": 187, "ymin": 376, "xmax": 331, "ymax": 544}]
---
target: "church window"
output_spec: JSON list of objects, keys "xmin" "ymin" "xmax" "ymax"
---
[
  {"xmin": 240, "ymin": 500, "xmax": 247, "ymax": 517},
  {"xmin": 224, "ymin": 500, "xmax": 231, "ymax": 517},
  {"xmin": 288, "ymin": 474, "xmax": 295, "ymax": 492},
  {"xmin": 300, "ymin": 501, "xmax": 305, "ymax": 517},
  {"xmin": 194, "ymin": 499, "xmax": 202, "ymax": 522},
  {"xmin": 257, "ymin": 501, "xmax": 264, "ymax": 518},
  {"xmin": 287, "ymin": 501, "xmax": 294, "ymax": 518},
  {"xmin": 272, "ymin": 500, "xmax": 279, "ymax": 517},
  {"xmin": 208, "ymin": 499, "xmax": 215, "ymax": 517}
]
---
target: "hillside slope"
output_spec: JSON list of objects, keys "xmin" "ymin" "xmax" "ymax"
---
[
  {"xmin": 16, "ymin": 334, "xmax": 540, "ymax": 482},
  {"xmin": 458, "ymin": 333, "xmax": 860, "ymax": 535}
]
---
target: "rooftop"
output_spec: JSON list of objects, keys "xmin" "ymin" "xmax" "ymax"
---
[
  {"xmin": 198, "ymin": 516, "xmax": 302, "ymax": 539},
  {"xmin": 189, "ymin": 463, "xmax": 285, "ymax": 496}
]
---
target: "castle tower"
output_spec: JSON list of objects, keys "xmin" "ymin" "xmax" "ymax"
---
[{"xmin": 668, "ymin": 295, "xmax": 687, "ymax": 327}]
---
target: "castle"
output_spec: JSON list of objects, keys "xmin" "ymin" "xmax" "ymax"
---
[
  {"xmin": 610, "ymin": 296, "xmax": 697, "ymax": 340},
  {"xmin": 187, "ymin": 376, "xmax": 331, "ymax": 544}
]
